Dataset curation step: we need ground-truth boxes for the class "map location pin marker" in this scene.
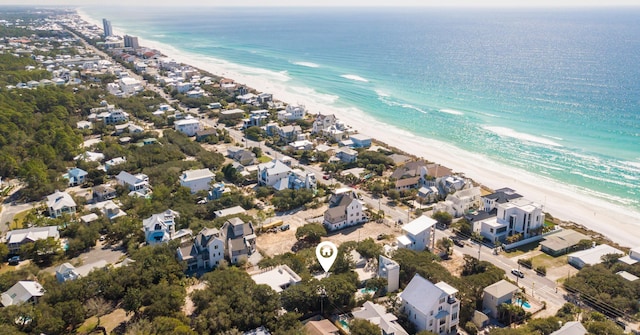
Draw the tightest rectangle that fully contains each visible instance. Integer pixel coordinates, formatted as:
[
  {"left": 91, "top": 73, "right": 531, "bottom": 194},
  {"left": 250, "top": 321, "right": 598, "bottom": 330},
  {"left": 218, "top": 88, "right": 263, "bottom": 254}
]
[{"left": 316, "top": 241, "right": 338, "bottom": 273}]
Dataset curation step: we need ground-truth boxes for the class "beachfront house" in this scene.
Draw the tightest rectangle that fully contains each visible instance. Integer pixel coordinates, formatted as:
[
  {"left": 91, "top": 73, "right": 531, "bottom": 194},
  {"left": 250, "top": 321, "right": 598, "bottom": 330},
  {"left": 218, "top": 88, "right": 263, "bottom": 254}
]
[
  {"left": 348, "top": 133, "right": 372, "bottom": 148},
  {"left": 472, "top": 197, "right": 545, "bottom": 244},
  {"left": 568, "top": 244, "right": 624, "bottom": 269},
  {"left": 46, "top": 190, "right": 77, "bottom": 218},
  {"left": 323, "top": 188, "right": 366, "bottom": 232},
  {"left": 482, "top": 280, "right": 520, "bottom": 318},
  {"left": 278, "top": 104, "right": 306, "bottom": 121},
  {"left": 433, "top": 187, "right": 481, "bottom": 218},
  {"left": 400, "top": 274, "right": 460, "bottom": 334},
  {"left": 396, "top": 216, "right": 436, "bottom": 251},
  {"left": 179, "top": 168, "right": 215, "bottom": 194}
]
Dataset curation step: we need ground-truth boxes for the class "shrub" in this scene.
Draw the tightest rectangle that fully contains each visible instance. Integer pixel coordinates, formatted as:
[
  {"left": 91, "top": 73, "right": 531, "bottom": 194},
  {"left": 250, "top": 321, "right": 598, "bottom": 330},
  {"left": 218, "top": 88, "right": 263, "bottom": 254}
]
[{"left": 518, "top": 258, "right": 533, "bottom": 269}]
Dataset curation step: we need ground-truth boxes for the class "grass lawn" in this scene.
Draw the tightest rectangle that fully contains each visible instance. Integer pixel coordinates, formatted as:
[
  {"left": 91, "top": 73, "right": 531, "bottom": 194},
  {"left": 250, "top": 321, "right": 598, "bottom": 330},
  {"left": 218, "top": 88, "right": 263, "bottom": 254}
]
[
  {"left": 531, "top": 253, "right": 568, "bottom": 269},
  {"left": 258, "top": 156, "right": 272, "bottom": 163},
  {"left": 0, "top": 264, "right": 18, "bottom": 275},
  {"left": 9, "top": 209, "right": 30, "bottom": 230},
  {"left": 78, "top": 308, "right": 131, "bottom": 335},
  {"left": 504, "top": 241, "right": 540, "bottom": 258}
]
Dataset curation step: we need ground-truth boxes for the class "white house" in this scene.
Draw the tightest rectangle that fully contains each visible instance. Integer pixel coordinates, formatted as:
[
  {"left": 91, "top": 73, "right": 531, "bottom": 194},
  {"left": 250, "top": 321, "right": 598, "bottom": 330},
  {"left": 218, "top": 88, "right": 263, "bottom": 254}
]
[
  {"left": 433, "top": 187, "right": 481, "bottom": 218},
  {"left": 5, "top": 226, "right": 59, "bottom": 254},
  {"left": 619, "top": 246, "right": 640, "bottom": 265},
  {"left": 1, "top": 281, "right": 45, "bottom": 307},
  {"left": 472, "top": 197, "right": 545, "bottom": 244},
  {"left": 55, "top": 260, "right": 108, "bottom": 282},
  {"left": 396, "top": 216, "right": 436, "bottom": 251},
  {"left": 104, "top": 156, "right": 126, "bottom": 171},
  {"left": 177, "top": 227, "right": 225, "bottom": 271},
  {"left": 88, "top": 200, "right": 127, "bottom": 221},
  {"left": 278, "top": 104, "right": 306, "bottom": 121},
  {"left": 257, "top": 159, "right": 292, "bottom": 189},
  {"left": 179, "top": 168, "right": 214, "bottom": 194},
  {"left": 119, "top": 77, "right": 142, "bottom": 94},
  {"left": 46, "top": 190, "right": 77, "bottom": 218},
  {"left": 174, "top": 117, "right": 201, "bottom": 137},
  {"left": 115, "top": 171, "right": 150, "bottom": 196},
  {"left": 323, "top": 188, "right": 366, "bottom": 232},
  {"left": 353, "top": 301, "right": 409, "bottom": 335},
  {"left": 378, "top": 255, "right": 400, "bottom": 293},
  {"left": 568, "top": 244, "right": 624, "bottom": 269},
  {"left": 400, "top": 274, "right": 460, "bottom": 334},
  {"left": 143, "top": 209, "right": 188, "bottom": 245},
  {"left": 251, "top": 265, "right": 302, "bottom": 293}
]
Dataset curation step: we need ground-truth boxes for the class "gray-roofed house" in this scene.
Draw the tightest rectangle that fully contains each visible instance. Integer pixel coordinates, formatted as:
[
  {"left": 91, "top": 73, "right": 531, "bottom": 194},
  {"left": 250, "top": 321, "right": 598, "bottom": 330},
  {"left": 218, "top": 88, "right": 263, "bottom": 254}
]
[
  {"left": 55, "top": 260, "right": 108, "bottom": 282},
  {"left": 64, "top": 167, "right": 88, "bottom": 186},
  {"left": 323, "top": 188, "right": 366, "bottom": 232},
  {"left": 257, "top": 159, "right": 292, "bottom": 189},
  {"left": 251, "top": 265, "right": 302, "bottom": 293},
  {"left": 400, "top": 274, "right": 460, "bottom": 334},
  {"left": 221, "top": 217, "right": 256, "bottom": 264},
  {"left": 482, "top": 280, "right": 520, "bottom": 318},
  {"left": 335, "top": 147, "right": 358, "bottom": 163},
  {"left": 177, "top": 227, "right": 225, "bottom": 271},
  {"left": 353, "top": 301, "right": 408, "bottom": 335},
  {"left": 46, "top": 190, "right": 77, "bottom": 218},
  {"left": 1, "top": 281, "right": 45, "bottom": 307},
  {"left": 92, "top": 184, "right": 117, "bottom": 202},
  {"left": 115, "top": 171, "right": 150, "bottom": 196},
  {"left": 540, "top": 229, "right": 590, "bottom": 256}
]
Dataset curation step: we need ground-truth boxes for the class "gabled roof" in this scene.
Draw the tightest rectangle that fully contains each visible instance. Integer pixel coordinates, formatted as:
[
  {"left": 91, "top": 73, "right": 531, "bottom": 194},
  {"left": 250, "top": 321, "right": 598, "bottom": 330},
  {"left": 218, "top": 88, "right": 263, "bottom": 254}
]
[
  {"left": 1, "top": 281, "right": 45, "bottom": 307},
  {"left": 6, "top": 226, "right": 59, "bottom": 244},
  {"left": 67, "top": 167, "right": 88, "bottom": 178},
  {"left": 550, "top": 321, "right": 587, "bottom": 335},
  {"left": 143, "top": 209, "right": 179, "bottom": 230},
  {"left": 352, "top": 301, "right": 408, "bottom": 335},
  {"left": 400, "top": 274, "right": 456, "bottom": 316},
  {"left": 395, "top": 176, "right": 421, "bottom": 188},
  {"left": 258, "top": 159, "right": 292, "bottom": 175},
  {"left": 304, "top": 320, "right": 339, "bottom": 335},
  {"left": 391, "top": 161, "right": 427, "bottom": 179},
  {"left": 46, "top": 190, "right": 76, "bottom": 211},
  {"left": 116, "top": 171, "right": 147, "bottom": 185}
]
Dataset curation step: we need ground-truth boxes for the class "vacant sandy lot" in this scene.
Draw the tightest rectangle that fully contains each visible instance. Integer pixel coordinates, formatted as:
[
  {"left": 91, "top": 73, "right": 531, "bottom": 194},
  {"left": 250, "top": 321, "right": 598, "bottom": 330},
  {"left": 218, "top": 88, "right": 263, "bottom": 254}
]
[{"left": 257, "top": 206, "right": 406, "bottom": 257}]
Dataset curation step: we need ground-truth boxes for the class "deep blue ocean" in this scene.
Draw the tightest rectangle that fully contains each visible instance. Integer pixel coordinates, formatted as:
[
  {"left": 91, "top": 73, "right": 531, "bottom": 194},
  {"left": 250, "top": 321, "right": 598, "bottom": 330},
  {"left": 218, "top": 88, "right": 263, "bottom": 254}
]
[{"left": 83, "top": 7, "right": 640, "bottom": 210}]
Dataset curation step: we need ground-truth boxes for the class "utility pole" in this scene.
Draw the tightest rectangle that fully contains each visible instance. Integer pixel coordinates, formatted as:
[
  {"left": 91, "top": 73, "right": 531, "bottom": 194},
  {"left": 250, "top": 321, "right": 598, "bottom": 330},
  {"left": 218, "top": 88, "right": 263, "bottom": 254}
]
[{"left": 478, "top": 243, "right": 481, "bottom": 262}]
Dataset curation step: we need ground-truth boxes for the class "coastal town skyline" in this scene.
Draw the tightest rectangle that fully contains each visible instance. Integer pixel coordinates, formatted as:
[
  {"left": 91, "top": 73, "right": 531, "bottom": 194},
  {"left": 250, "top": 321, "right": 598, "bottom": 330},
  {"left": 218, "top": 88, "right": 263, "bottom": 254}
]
[{"left": 4, "top": 0, "right": 640, "bottom": 7}]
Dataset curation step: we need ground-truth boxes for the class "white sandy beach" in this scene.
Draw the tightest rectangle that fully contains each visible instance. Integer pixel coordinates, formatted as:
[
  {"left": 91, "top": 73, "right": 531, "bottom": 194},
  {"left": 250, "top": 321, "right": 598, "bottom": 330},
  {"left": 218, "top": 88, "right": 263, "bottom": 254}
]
[{"left": 79, "top": 11, "right": 640, "bottom": 248}]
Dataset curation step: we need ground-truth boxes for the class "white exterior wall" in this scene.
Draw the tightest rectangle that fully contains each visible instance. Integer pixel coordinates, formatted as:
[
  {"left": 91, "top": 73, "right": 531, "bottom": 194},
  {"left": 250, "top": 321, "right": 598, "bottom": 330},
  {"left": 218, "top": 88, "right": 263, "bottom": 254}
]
[
  {"left": 180, "top": 176, "right": 213, "bottom": 194},
  {"left": 345, "top": 199, "right": 364, "bottom": 225},
  {"left": 496, "top": 201, "right": 544, "bottom": 239},
  {"left": 402, "top": 299, "right": 459, "bottom": 334},
  {"left": 206, "top": 238, "right": 225, "bottom": 269},
  {"left": 175, "top": 120, "right": 201, "bottom": 137}
]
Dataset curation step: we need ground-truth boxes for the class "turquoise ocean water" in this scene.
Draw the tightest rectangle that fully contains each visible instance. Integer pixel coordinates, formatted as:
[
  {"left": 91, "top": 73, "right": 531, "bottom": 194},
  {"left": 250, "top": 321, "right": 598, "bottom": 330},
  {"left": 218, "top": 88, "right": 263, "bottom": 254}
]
[{"left": 82, "top": 7, "right": 640, "bottom": 210}]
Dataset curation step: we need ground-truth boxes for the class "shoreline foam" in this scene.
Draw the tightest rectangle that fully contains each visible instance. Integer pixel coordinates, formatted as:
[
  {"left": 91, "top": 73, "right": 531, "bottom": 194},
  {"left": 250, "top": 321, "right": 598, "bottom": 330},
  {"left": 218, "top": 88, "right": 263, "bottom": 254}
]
[{"left": 77, "top": 9, "right": 640, "bottom": 248}]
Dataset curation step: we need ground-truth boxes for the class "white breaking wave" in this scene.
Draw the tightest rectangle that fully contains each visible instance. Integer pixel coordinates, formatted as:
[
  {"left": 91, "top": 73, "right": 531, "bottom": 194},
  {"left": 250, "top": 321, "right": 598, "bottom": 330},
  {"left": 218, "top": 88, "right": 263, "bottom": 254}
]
[
  {"left": 439, "top": 108, "right": 464, "bottom": 116},
  {"left": 375, "top": 89, "right": 390, "bottom": 97},
  {"left": 340, "top": 74, "right": 369, "bottom": 82},
  {"left": 293, "top": 61, "right": 320, "bottom": 68},
  {"left": 483, "top": 126, "right": 563, "bottom": 147}
]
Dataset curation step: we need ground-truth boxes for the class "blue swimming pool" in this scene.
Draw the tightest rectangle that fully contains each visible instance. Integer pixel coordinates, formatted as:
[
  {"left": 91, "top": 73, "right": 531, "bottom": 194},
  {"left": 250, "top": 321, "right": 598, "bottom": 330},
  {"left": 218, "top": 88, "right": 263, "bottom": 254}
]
[{"left": 515, "top": 299, "right": 531, "bottom": 308}]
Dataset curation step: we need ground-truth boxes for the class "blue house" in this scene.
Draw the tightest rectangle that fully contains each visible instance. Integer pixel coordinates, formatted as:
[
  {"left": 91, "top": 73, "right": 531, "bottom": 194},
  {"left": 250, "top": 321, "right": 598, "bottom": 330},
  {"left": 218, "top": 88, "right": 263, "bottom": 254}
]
[
  {"left": 349, "top": 134, "right": 372, "bottom": 148},
  {"left": 64, "top": 168, "right": 88, "bottom": 186},
  {"left": 208, "top": 182, "right": 226, "bottom": 200}
]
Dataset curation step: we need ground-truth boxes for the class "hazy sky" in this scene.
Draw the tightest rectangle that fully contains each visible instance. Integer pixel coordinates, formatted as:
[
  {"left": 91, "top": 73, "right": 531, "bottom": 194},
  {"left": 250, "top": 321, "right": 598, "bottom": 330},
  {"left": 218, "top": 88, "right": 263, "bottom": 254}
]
[{"left": 3, "top": 0, "right": 640, "bottom": 7}]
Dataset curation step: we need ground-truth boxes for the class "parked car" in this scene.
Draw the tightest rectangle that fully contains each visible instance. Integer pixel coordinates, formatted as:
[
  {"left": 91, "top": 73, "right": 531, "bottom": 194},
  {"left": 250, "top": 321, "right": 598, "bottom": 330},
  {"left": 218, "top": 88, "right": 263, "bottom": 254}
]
[
  {"left": 452, "top": 238, "right": 464, "bottom": 247},
  {"left": 280, "top": 224, "right": 290, "bottom": 231},
  {"left": 511, "top": 269, "right": 525, "bottom": 278},
  {"left": 8, "top": 256, "right": 20, "bottom": 265},
  {"left": 322, "top": 175, "right": 330, "bottom": 180}
]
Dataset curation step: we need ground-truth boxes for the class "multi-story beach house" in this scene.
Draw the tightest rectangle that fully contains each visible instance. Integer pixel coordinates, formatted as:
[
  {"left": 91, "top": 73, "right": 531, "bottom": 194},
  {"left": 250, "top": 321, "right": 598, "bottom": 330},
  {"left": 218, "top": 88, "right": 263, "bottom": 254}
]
[
  {"left": 400, "top": 274, "right": 460, "bottom": 334},
  {"left": 278, "top": 104, "right": 306, "bottom": 121},
  {"left": 174, "top": 117, "right": 201, "bottom": 137},
  {"left": 176, "top": 227, "right": 225, "bottom": 271},
  {"left": 323, "top": 188, "right": 366, "bottom": 231},
  {"left": 46, "top": 190, "right": 77, "bottom": 218},
  {"left": 179, "top": 168, "right": 214, "bottom": 194},
  {"left": 396, "top": 216, "right": 437, "bottom": 252},
  {"left": 143, "top": 209, "right": 191, "bottom": 245},
  {"left": 221, "top": 217, "right": 256, "bottom": 264},
  {"left": 115, "top": 171, "right": 151, "bottom": 196},
  {"left": 472, "top": 197, "right": 545, "bottom": 244}
]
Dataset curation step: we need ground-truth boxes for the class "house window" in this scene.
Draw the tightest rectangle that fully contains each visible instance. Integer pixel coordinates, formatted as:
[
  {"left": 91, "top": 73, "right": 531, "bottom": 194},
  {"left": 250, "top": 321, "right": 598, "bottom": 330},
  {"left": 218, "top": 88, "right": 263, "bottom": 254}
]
[
  {"left": 439, "top": 298, "right": 445, "bottom": 304},
  {"left": 430, "top": 310, "right": 434, "bottom": 316},
  {"left": 452, "top": 312, "right": 458, "bottom": 320},
  {"left": 214, "top": 245, "right": 218, "bottom": 249},
  {"left": 429, "top": 320, "right": 433, "bottom": 327}
]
